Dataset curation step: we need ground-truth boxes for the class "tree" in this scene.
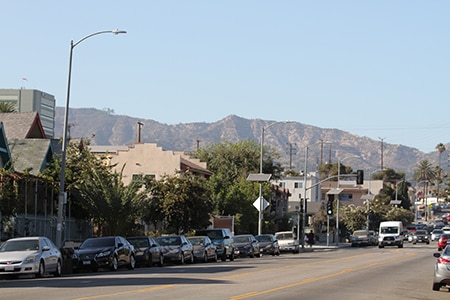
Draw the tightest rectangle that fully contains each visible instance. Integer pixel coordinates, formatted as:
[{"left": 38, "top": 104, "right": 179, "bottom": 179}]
[
  {"left": 436, "top": 143, "right": 446, "bottom": 197},
  {"left": 194, "top": 140, "right": 281, "bottom": 234},
  {"left": 0, "top": 102, "right": 16, "bottom": 113},
  {"left": 144, "top": 173, "right": 213, "bottom": 234}
]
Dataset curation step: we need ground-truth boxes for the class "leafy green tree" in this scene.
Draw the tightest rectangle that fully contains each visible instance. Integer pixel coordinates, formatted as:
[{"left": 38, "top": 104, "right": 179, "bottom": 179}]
[
  {"left": 341, "top": 204, "right": 367, "bottom": 232},
  {"left": 144, "top": 173, "right": 213, "bottom": 234},
  {"left": 194, "top": 140, "right": 282, "bottom": 234}
]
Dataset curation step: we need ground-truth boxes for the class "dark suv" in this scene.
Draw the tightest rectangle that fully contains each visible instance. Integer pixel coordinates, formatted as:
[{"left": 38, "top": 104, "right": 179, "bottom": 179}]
[{"left": 196, "top": 228, "right": 235, "bottom": 261}]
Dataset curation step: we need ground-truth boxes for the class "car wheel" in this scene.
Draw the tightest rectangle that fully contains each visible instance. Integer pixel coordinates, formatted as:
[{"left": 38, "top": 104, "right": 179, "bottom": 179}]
[
  {"left": 37, "top": 260, "right": 45, "bottom": 278},
  {"left": 433, "top": 282, "right": 441, "bottom": 291},
  {"left": 398, "top": 244, "right": 403, "bottom": 248},
  {"left": 221, "top": 252, "right": 227, "bottom": 262},
  {"left": 128, "top": 255, "right": 136, "bottom": 270},
  {"left": 111, "top": 256, "right": 119, "bottom": 271},
  {"left": 158, "top": 253, "right": 164, "bottom": 267},
  {"left": 53, "top": 259, "right": 62, "bottom": 277},
  {"left": 229, "top": 250, "right": 235, "bottom": 261}
]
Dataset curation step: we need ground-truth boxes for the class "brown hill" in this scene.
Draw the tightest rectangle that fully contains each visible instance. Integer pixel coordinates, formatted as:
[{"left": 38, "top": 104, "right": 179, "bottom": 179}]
[{"left": 54, "top": 107, "right": 448, "bottom": 178}]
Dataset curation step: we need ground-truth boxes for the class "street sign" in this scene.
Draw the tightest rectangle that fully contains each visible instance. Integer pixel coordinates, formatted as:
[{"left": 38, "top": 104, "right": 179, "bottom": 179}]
[{"left": 253, "top": 197, "right": 269, "bottom": 211}]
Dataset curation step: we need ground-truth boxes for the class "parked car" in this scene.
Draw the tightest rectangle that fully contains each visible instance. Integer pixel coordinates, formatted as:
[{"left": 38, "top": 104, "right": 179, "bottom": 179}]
[
  {"left": 350, "top": 230, "right": 370, "bottom": 247},
  {"left": 187, "top": 236, "right": 217, "bottom": 263},
  {"left": 368, "top": 231, "right": 378, "bottom": 246},
  {"left": 255, "top": 234, "right": 280, "bottom": 256},
  {"left": 72, "top": 236, "right": 136, "bottom": 272},
  {"left": 433, "top": 245, "right": 450, "bottom": 291},
  {"left": 0, "top": 236, "right": 62, "bottom": 277},
  {"left": 274, "top": 231, "right": 299, "bottom": 254},
  {"left": 442, "top": 227, "right": 450, "bottom": 234},
  {"left": 127, "top": 236, "right": 164, "bottom": 267},
  {"left": 195, "top": 228, "right": 235, "bottom": 261},
  {"left": 410, "top": 230, "right": 430, "bottom": 244},
  {"left": 437, "top": 234, "right": 450, "bottom": 251},
  {"left": 233, "top": 234, "right": 260, "bottom": 258},
  {"left": 431, "top": 229, "right": 444, "bottom": 241},
  {"left": 156, "top": 235, "right": 194, "bottom": 264}
]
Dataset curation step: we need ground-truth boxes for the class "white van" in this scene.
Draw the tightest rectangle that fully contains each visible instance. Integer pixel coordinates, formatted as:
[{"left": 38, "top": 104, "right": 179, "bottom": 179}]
[{"left": 378, "top": 221, "right": 403, "bottom": 248}]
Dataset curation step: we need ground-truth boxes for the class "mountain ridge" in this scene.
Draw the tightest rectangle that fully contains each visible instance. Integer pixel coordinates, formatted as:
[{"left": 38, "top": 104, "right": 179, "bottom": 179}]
[{"left": 54, "top": 107, "right": 449, "bottom": 178}]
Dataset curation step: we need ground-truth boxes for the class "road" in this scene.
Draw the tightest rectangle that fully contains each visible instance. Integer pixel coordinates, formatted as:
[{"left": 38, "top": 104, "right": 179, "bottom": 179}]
[{"left": 0, "top": 243, "right": 448, "bottom": 300}]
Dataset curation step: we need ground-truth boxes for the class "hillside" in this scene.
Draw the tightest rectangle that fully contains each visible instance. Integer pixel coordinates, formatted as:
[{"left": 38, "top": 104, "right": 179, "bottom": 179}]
[{"left": 54, "top": 107, "right": 449, "bottom": 178}]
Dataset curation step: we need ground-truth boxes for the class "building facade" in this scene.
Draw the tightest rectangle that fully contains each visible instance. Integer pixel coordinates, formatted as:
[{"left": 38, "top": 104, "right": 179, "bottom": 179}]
[{"left": 0, "top": 89, "right": 55, "bottom": 138}]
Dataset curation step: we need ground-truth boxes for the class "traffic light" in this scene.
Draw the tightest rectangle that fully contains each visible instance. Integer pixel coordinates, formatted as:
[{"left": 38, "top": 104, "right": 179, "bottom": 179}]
[
  {"left": 327, "top": 194, "right": 334, "bottom": 215},
  {"left": 356, "top": 170, "right": 364, "bottom": 185}
]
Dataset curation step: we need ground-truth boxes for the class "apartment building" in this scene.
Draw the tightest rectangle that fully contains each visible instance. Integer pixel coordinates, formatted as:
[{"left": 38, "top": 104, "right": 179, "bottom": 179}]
[{"left": 0, "top": 89, "right": 55, "bottom": 138}]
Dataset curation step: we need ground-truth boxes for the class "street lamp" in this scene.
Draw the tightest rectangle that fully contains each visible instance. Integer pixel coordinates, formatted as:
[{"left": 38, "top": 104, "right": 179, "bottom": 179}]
[
  {"left": 300, "top": 141, "right": 331, "bottom": 249},
  {"left": 56, "top": 29, "right": 127, "bottom": 248},
  {"left": 258, "top": 121, "right": 291, "bottom": 235},
  {"left": 336, "top": 155, "right": 360, "bottom": 246}
]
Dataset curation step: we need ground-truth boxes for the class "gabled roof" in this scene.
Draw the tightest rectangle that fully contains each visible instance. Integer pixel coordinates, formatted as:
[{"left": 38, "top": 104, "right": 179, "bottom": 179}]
[
  {"left": 0, "top": 122, "right": 12, "bottom": 169},
  {"left": 8, "top": 138, "right": 53, "bottom": 175},
  {"left": 0, "top": 112, "right": 46, "bottom": 139}
]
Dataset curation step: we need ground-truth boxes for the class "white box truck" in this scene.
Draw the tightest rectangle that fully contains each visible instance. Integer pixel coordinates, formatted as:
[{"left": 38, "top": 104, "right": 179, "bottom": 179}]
[{"left": 378, "top": 221, "right": 403, "bottom": 248}]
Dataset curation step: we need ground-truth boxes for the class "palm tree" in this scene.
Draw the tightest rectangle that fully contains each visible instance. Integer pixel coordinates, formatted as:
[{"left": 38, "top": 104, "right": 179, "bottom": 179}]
[
  {"left": 435, "top": 143, "right": 446, "bottom": 197},
  {"left": 414, "top": 160, "right": 435, "bottom": 221},
  {"left": 0, "top": 102, "right": 16, "bottom": 113}
]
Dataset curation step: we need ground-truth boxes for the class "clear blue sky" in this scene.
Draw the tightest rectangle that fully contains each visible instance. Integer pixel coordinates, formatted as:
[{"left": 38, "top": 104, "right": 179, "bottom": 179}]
[{"left": 2, "top": 1, "right": 449, "bottom": 153}]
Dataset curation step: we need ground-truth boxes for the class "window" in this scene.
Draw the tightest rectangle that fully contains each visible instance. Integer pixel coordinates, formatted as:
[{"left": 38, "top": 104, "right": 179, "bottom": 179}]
[{"left": 294, "top": 182, "right": 303, "bottom": 189}]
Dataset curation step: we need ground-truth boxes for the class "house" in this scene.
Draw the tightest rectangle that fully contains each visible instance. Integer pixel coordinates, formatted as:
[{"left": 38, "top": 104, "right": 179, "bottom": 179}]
[
  {"left": 89, "top": 143, "right": 212, "bottom": 185},
  {"left": 0, "top": 112, "right": 53, "bottom": 176}
]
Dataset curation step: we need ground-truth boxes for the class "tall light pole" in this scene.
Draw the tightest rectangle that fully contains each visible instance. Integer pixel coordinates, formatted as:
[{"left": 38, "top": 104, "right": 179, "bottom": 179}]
[
  {"left": 258, "top": 121, "right": 291, "bottom": 235},
  {"left": 300, "top": 141, "right": 331, "bottom": 249},
  {"left": 56, "top": 29, "right": 126, "bottom": 248},
  {"left": 336, "top": 155, "right": 360, "bottom": 246}
]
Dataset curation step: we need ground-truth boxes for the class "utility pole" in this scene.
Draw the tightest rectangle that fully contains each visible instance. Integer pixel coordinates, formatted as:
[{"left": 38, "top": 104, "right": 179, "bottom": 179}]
[
  {"left": 285, "top": 142, "right": 297, "bottom": 169},
  {"left": 379, "top": 137, "right": 386, "bottom": 170}
]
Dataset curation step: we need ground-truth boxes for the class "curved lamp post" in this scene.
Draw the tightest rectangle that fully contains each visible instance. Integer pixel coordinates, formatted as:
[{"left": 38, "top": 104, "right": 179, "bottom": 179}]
[{"left": 56, "top": 29, "right": 127, "bottom": 248}]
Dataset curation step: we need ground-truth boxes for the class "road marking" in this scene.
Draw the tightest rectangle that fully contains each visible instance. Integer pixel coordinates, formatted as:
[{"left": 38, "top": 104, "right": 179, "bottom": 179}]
[
  {"left": 229, "top": 252, "right": 416, "bottom": 299},
  {"left": 73, "top": 285, "right": 175, "bottom": 300}
]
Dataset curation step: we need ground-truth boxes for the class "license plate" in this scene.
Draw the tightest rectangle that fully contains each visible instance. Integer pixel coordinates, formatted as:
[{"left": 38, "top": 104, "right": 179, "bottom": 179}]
[
  {"left": 5, "top": 265, "right": 14, "bottom": 271},
  {"left": 83, "top": 260, "right": 91, "bottom": 265}
]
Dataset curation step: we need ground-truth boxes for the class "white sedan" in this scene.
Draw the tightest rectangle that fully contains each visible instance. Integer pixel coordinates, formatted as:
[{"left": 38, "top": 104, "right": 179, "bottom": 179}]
[{"left": 0, "top": 236, "right": 62, "bottom": 277}]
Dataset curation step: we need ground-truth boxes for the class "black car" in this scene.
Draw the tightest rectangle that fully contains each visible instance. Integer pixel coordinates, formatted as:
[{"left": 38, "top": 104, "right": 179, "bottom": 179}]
[
  {"left": 234, "top": 234, "right": 260, "bottom": 258},
  {"left": 156, "top": 235, "right": 194, "bottom": 264},
  {"left": 127, "top": 236, "right": 164, "bottom": 267},
  {"left": 72, "top": 236, "right": 136, "bottom": 272},
  {"left": 411, "top": 230, "right": 430, "bottom": 244},
  {"left": 255, "top": 234, "right": 280, "bottom": 256}
]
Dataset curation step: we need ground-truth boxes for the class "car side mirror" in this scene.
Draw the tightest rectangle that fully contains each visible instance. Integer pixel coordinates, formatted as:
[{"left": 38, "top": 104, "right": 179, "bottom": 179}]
[
  {"left": 42, "top": 246, "right": 51, "bottom": 251},
  {"left": 433, "top": 253, "right": 441, "bottom": 258}
]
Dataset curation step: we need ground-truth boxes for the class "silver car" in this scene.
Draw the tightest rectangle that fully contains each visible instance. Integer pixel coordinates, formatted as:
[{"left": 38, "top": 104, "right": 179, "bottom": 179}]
[
  {"left": 0, "top": 236, "right": 62, "bottom": 277},
  {"left": 433, "top": 245, "right": 450, "bottom": 291}
]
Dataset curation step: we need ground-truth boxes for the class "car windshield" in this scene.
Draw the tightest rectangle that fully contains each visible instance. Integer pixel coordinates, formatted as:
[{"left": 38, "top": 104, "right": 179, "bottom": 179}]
[
  {"left": 80, "top": 237, "right": 115, "bottom": 249},
  {"left": 433, "top": 230, "right": 443, "bottom": 234},
  {"left": 353, "top": 231, "right": 368, "bottom": 236},
  {"left": 234, "top": 236, "right": 251, "bottom": 243},
  {"left": 275, "top": 233, "right": 294, "bottom": 240},
  {"left": 380, "top": 226, "right": 399, "bottom": 234},
  {"left": 197, "top": 230, "right": 223, "bottom": 240},
  {"left": 0, "top": 240, "right": 39, "bottom": 252},
  {"left": 415, "top": 230, "right": 427, "bottom": 235},
  {"left": 157, "top": 236, "right": 181, "bottom": 246},
  {"left": 188, "top": 238, "right": 203, "bottom": 246},
  {"left": 128, "top": 238, "right": 149, "bottom": 248},
  {"left": 256, "top": 235, "right": 272, "bottom": 242}
]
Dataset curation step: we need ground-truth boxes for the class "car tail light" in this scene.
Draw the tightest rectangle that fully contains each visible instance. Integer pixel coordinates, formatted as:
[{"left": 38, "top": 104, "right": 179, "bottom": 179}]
[{"left": 438, "top": 257, "right": 450, "bottom": 264}]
